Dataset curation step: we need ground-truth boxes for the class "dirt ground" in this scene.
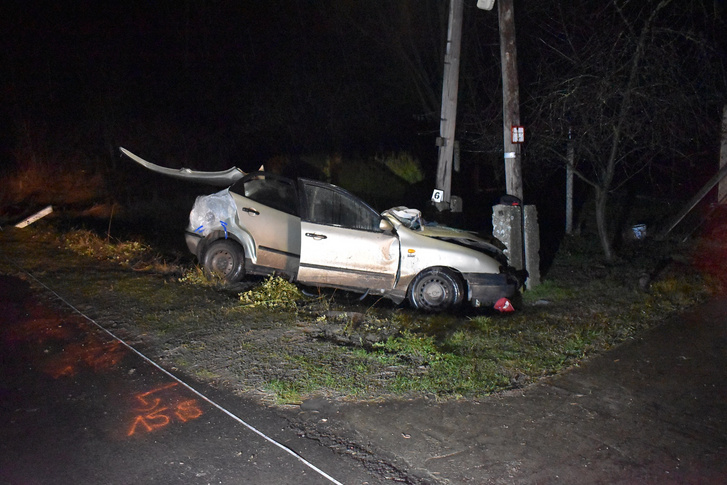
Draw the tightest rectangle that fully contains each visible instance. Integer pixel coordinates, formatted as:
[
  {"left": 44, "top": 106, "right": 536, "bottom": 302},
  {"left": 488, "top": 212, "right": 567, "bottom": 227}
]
[{"left": 2, "top": 221, "right": 726, "bottom": 483}]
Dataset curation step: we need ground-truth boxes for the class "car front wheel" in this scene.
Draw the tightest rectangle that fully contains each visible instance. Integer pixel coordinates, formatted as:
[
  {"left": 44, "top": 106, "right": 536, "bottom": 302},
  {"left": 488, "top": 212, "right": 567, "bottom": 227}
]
[
  {"left": 408, "top": 268, "right": 463, "bottom": 312},
  {"left": 203, "top": 240, "right": 245, "bottom": 283}
]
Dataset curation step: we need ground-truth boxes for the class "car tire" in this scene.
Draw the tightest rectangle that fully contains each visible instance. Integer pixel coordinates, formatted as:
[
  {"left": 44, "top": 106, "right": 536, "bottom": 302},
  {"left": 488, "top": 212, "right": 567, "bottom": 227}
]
[
  {"left": 408, "top": 268, "right": 464, "bottom": 312},
  {"left": 203, "top": 240, "right": 245, "bottom": 283}
]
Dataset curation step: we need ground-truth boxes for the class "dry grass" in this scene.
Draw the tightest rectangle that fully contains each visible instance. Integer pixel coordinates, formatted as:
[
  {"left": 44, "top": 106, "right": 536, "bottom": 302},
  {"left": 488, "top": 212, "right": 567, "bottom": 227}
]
[
  {"left": 1, "top": 162, "right": 105, "bottom": 208},
  {"left": 62, "top": 228, "right": 182, "bottom": 275}
]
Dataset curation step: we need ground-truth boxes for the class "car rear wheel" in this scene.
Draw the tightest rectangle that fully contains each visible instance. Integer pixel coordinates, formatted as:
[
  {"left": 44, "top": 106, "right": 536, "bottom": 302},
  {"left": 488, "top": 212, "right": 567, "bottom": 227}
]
[
  {"left": 203, "top": 240, "right": 245, "bottom": 283},
  {"left": 408, "top": 268, "right": 463, "bottom": 312}
]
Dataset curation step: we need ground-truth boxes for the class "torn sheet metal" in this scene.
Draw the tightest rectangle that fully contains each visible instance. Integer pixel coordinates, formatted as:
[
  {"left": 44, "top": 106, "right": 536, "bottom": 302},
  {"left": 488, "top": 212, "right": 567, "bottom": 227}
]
[{"left": 120, "top": 147, "right": 245, "bottom": 187}]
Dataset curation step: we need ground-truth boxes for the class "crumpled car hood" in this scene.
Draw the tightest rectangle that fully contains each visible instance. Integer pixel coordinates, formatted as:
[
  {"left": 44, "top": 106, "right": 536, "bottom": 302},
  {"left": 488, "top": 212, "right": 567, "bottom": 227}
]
[
  {"left": 419, "top": 224, "right": 506, "bottom": 257},
  {"left": 383, "top": 207, "right": 508, "bottom": 264}
]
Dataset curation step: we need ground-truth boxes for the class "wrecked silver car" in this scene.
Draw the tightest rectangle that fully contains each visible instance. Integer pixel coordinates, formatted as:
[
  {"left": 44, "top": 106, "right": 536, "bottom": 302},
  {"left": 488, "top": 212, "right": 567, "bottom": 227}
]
[{"left": 121, "top": 147, "right": 522, "bottom": 311}]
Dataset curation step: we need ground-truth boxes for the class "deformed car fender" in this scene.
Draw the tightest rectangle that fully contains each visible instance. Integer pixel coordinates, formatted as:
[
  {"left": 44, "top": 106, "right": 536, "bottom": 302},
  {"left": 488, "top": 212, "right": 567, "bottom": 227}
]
[
  {"left": 192, "top": 226, "right": 258, "bottom": 267},
  {"left": 383, "top": 213, "right": 512, "bottom": 306},
  {"left": 186, "top": 189, "right": 258, "bottom": 264},
  {"left": 395, "top": 226, "right": 501, "bottom": 279}
]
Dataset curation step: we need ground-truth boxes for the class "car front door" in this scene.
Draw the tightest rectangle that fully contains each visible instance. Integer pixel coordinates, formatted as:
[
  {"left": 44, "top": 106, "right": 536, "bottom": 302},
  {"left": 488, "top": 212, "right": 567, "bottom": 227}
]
[{"left": 297, "top": 180, "right": 399, "bottom": 291}]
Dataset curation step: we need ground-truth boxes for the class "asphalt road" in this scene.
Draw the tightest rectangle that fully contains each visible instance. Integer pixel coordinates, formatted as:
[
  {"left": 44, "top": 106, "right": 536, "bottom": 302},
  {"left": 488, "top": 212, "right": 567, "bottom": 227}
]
[{"left": 0, "top": 274, "right": 384, "bottom": 485}]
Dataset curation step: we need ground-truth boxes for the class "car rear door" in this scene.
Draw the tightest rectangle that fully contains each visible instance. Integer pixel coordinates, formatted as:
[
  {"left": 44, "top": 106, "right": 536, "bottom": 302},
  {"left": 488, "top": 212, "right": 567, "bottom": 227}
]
[
  {"left": 297, "top": 180, "right": 399, "bottom": 291},
  {"left": 230, "top": 174, "right": 301, "bottom": 275}
]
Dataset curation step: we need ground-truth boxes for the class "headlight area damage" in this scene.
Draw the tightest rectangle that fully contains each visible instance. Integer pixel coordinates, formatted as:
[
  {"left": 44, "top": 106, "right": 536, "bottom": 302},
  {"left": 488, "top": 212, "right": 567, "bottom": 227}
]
[{"left": 121, "top": 147, "right": 524, "bottom": 312}]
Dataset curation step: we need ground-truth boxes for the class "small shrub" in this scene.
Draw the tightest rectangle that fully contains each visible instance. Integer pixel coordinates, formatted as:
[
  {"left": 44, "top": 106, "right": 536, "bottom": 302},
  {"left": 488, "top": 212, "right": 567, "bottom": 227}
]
[
  {"left": 375, "top": 330, "right": 439, "bottom": 362},
  {"left": 239, "top": 275, "right": 307, "bottom": 309}
]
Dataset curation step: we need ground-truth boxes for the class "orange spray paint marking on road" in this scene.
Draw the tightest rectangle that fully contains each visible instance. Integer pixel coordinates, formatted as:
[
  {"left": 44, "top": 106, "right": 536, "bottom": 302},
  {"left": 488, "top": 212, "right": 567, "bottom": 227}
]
[
  {"left": 47, "top": 365, "right": 76, "bottom": 379},
  {"left": 134, "top": 382, "right": 178, "bottom": 411},
  {"left": 127, "top": 383, "right": 204, "bottom": 437},
  {"left": 41, "top": 335, "right": 127, "bottom": 378},
  {"left": 7, "top": 298, "right": 128, "bottom": 379},
  {"left": 175, "top": 400, "right": 204, "bottom": 422}
]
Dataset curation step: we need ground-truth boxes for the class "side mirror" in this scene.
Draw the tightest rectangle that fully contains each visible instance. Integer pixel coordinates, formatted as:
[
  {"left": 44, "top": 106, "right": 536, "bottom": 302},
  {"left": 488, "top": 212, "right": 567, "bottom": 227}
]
[{"left": 379, "top": 218, "right": 394, "bottom": 232}]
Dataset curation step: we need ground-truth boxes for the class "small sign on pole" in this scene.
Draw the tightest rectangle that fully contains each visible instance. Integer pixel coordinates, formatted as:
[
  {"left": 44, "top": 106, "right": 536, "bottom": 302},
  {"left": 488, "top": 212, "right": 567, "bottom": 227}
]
[{"left": 511, "top": 126, "right": 524, "bottom": 144}]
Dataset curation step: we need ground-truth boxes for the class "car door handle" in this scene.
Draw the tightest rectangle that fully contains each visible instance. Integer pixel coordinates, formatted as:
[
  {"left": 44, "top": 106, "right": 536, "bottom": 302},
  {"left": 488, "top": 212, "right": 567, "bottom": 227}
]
[
  {"left": 242, "top": 207, "right": 260, "bottom": 216},
  {"left": 305, "top": 232, "right": 327, "bottom": 240}
]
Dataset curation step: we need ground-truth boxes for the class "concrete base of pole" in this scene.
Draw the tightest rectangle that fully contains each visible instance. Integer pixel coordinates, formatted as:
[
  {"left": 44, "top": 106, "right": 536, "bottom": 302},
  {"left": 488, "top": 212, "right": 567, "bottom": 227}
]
[
  {"left": 492, "top": 204, "right": 540, "bottom": 289},
  {"left": 492, "top": 204, "right": 523, "bottom": 270}
]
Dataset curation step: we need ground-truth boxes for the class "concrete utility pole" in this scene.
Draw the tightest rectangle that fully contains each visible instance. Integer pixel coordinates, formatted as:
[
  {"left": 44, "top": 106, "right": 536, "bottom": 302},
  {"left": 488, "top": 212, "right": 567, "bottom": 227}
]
[
  {"left": 498, "top": 0, "right": 523, "bottom": 201},
  {"left": 434, "top": 0, "right": 464, "bottom": 210}
]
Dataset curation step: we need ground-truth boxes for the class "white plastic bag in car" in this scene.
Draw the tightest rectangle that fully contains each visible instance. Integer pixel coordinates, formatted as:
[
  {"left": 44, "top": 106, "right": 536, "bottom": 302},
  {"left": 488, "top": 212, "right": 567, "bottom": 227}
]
[{"left": 189, "top": 189, "right": 237, "bottom": 237}]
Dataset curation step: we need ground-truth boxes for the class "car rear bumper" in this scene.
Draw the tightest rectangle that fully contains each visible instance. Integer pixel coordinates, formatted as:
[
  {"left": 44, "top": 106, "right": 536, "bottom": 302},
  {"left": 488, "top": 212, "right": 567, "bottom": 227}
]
[
  {"left": 185, "top": 231, "right": 203, "bottom": 258},
  {"left": 463, "top": 272, "right": 520, "bottom": 307}
]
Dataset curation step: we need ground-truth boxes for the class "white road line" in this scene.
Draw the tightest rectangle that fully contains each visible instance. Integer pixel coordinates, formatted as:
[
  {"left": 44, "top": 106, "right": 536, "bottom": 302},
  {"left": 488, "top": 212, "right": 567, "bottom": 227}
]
[{"left": 6, "top": 258, "right": 344, "bottom": 485}]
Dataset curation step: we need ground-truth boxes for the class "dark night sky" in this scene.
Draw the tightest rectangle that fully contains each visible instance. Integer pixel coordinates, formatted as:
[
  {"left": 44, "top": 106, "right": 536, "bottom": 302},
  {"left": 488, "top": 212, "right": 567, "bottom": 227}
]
[
  {"left": 2, "top": 1, "right": 725, "bottom": 206},
  {"left": 2, "top": 1, "right": 449, "bottom": 173}
]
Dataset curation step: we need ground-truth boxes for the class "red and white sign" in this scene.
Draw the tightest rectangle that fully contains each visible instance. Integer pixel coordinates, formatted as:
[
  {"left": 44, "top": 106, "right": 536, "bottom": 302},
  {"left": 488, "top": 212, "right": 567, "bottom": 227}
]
[{"left": 511, "top": 126, "right": 525, "bottom": 144}]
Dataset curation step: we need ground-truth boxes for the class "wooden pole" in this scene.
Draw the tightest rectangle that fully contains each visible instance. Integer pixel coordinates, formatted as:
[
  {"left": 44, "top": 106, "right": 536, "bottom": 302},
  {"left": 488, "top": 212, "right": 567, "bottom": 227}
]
[
  {"left": 658, "top": 158, "right": 727, "bottom": 238},
  {"left": 498, "top": 0, "right": 523, "bottom": 201},
  {"left": 660, "top": 105, "right": 727, "bottom": 237}
]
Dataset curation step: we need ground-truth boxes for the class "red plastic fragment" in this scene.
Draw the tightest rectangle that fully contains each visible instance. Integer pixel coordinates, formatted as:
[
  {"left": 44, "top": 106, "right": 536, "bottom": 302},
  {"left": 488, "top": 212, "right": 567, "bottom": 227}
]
[{"left": 494, "top": 297, "right": 515, "bottom": 313}]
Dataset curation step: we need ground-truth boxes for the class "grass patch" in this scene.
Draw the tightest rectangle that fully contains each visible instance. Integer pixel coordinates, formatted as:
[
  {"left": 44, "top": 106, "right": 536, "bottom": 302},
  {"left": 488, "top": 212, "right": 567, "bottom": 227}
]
[
  {"left": 520, "top": 280, "right": 577, "bottom": 303},
  {"left": 2, "top": 221, "right": 714, "bottom": 404},
  {"left": 260, "top": 348, "right": 391, "bottom": 404}
]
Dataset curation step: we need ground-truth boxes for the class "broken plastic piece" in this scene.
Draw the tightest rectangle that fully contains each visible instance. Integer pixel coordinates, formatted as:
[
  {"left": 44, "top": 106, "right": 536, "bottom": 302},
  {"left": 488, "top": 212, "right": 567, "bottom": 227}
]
[{"left": 494, "top": 297, "right": 515, "bottom": 313}]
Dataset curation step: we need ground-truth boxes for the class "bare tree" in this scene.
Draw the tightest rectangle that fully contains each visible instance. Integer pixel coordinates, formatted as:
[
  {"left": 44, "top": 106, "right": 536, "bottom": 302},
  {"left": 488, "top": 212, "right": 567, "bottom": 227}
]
[{"left": 524, "top": 0, "right": 725, "bottom": 260}]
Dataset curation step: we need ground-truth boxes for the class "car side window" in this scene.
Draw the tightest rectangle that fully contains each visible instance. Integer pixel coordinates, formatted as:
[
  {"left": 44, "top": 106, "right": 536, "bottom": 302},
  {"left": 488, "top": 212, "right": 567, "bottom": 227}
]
[
  {"left": 302, "top": 182, "right": 381, "bottom": 232},
  {"left": 233, "top": 175, "right": 298, "bottom": 216}
]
